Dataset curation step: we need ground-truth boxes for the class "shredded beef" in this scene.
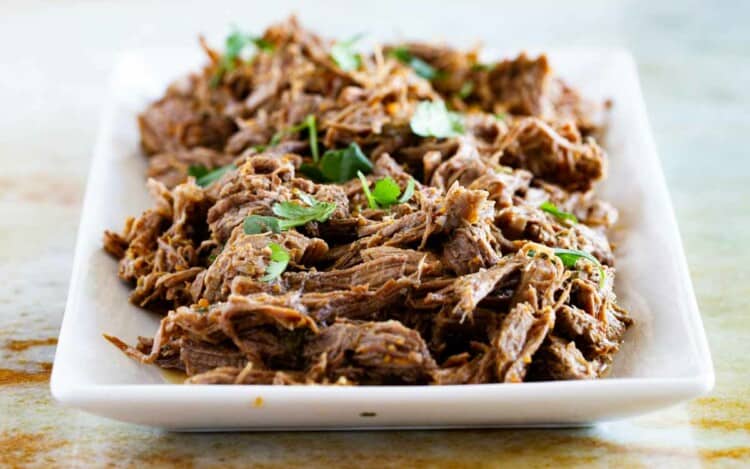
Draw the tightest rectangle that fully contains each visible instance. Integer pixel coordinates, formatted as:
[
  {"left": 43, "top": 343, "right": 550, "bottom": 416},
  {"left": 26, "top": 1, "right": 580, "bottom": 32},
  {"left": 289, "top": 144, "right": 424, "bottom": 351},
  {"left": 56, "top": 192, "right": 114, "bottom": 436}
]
[{"left": 104, "top": 16, "right": 632, "bottom": 385}]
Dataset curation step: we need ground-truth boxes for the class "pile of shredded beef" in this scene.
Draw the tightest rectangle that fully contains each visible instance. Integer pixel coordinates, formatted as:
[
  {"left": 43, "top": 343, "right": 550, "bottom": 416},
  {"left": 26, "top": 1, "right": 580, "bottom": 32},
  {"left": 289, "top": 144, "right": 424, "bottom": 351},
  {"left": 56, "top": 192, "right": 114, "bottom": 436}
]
[{"left": 103, "top": 17, "right": 631, "bottom": 385}]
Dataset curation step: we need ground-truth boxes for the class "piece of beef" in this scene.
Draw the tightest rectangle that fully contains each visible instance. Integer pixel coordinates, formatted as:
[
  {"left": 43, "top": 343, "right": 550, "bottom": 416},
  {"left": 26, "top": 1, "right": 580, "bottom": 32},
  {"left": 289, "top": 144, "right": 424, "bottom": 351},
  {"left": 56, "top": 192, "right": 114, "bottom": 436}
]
[
  {"left": 103, "top": 178, "right": 210, "bottom": 308},
  {"left": 493, "top": 302, "right": 555, "bottom": 383},
  {"left": 442, "top": 223, "right": 502, "bottom": 276},
  {"left": 494, "top": 202, "right": 615, "bottom": 265},
  {"left": 138, "top": 95, "right": 236, "bottom": 155},
  {"left": 498, "top": 117, "right": 605, "bottom": 192},
  {"left": 530, "top": 336, "right": 598, "bottom": 381},
  {"left": 180, "top": 339, "right": 248, "bottom": 375},
  {"left": 484, "top": 53, "right": 552, "bottom": 117},
  {"left": 191, "top": 226, "right": 328, "bottom": 302},
  {"left": 147, "top": 147, "right": 234, "bottom": 189},
  {"left": 304, "top": 320, "right": 437, "bottom": 384}
]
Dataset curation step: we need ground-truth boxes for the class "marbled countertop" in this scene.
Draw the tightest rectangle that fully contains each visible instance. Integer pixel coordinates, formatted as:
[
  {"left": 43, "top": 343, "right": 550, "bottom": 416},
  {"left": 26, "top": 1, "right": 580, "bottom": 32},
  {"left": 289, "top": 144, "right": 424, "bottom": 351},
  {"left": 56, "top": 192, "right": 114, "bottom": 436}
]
[{"left": 1, "top": 0, "right": 748, "bottom": 467}]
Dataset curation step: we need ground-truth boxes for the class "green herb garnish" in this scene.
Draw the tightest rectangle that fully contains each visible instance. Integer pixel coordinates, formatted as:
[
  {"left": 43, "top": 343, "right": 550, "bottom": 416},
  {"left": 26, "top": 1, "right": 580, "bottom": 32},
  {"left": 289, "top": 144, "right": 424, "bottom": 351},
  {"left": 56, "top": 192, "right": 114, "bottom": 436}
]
[
  {"left": 357, "top": 172, "right": 415, "bottom": 209},
  {"left": 330, "top": 34, "right": 363, "bottom": 71},
  {"left": 260, "top": 242, "right": 290, "bottom": 282},
  {"left": 495, "top": 112, "right": 507, "bottom": 121},
  {"left": 187, "top": 165, "right": 210, "bottom": 179},
  {"left": 210, "top": 30, "right": 273, "bottom": 88},
  {"left": 243, "top": 215, "right": 282, "bottom": 234},
  {"left": 389, "top": 47, "right": 440, "bottom": 80},
  {"left": 272, "top": 196, "right": 337, "bottom": 230},
  {"left": 471, "top": 62, "right": 493, "bottom": 72},
  {"left": 553, "top": 248, "right": 605, "bottom": 289},
  {"left": 242, "top": 194, "right": 336, "bottom": 235},
  {"left": 188, "top": 164, "right": 237, "bottom": 187},
  {"left": 268, "top": 114, "right": 319, "bottom": 161},
  {"left": 540, "top": 201, "right": 578, "bottom": 223},
  {"left": 398, "top": 178, "right": 416, "bottom": 204},
  {"left": 458, "top": 81, "right": 474, "bottom": 99},
  {"left": 410, "top": 101, "right": 464, "bottom": 138},
  {"left": 318, "top": 142, "right": 373, "bottom": 183}
]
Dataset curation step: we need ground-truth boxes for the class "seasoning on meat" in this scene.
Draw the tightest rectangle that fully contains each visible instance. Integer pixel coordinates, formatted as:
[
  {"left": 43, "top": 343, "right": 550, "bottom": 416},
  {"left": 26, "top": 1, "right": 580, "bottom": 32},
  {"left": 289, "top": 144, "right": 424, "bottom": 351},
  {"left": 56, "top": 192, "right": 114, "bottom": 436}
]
[{"left": 103, "top": 16, "right": 630, "bottom": 385}]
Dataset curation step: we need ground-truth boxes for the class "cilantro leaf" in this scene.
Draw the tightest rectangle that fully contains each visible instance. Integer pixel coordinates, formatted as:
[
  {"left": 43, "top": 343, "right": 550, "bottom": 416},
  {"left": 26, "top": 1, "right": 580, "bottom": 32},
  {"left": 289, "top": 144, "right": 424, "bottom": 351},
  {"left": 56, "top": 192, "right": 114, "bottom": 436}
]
[
  {"left": 298, "top": 163, "right": 325, "bottom": 181},
  {"left": 471, "top": 62, "right": 493, "bottom": 72},
  {"left": 268, "top": 114, "right": 319, "bottom": 161},
  {"left": 371, "top": 177, "right": 401, "bottom": 206},
  {"left": 390, "top": 47, "right": 440, "bottom": 80},
  {"left": 272, "top": 195, "right": 337, "bottom": 230},
  {"left": 210, "top": 30, "right": 273, "bottom": 88},
  {"left": 410, "top": 101, "right": 464, "bottom": 138},
  {"left": 318, "top": 142, "right": 373, "bottom": 183},
  {"left": 398, "top": 177, "right": 416, "bottom": 204},
  {"left": 552, "top": 248, "right": 605, "bottom": 289},
  {"left": 260, "top": 242, "right": 290, "bottom": 282},
  {"left": 306, "top": 114, "right": 319, "bottom": 162},
  {"left": 187, "top": 165, "right": 210, "bottom": 179},
  {"left": 540, "top": 201, "right": 578, "bottom": 223},
  {"left": 243, "top": 215, "right": 282, "bottom": 234},
  {"left": 242, "top": 194, "right": 336, "bottom": 235},
  {"left": 357, "top": 171, "right": 377, "bottom": 209},
  {"left": 252, "top": 37, "right": 274, "bottom": 52},
  {"left": 330, "top": 34, "right": 363, "bottom": 71},
  {"left": 358, "top": 172, "right": 416, "bottom": 209},
  {"left": 190, "top": 163, "right": 236, "bottom": 187},
  {"left": 458, "top": 81, "right": 474, "bottom": 99}
]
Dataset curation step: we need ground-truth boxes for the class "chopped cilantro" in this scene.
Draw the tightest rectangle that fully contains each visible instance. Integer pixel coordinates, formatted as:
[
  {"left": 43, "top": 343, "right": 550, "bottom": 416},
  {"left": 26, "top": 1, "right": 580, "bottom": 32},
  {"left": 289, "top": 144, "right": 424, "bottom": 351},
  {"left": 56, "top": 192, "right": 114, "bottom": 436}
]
[
  {"left": 357, "top": 172, "right": 416, "bottom": 209},
  {"left": 410, "top": 101, "right": 464, "bottom": 138},
  {"left": 540, "top": 201, "right": 578, "bottom": 223},
  {"left": 260, "top": 243, "right": 290, "bottom": 282},
  {"left": 330, "top": 34, "right": 363, "bottom": 71},
  {"left": 189, "top": 164, "right": 237, "bottom": 187},
  {"left": 389, "top": 47, "right": 441, "bottom": 80}
]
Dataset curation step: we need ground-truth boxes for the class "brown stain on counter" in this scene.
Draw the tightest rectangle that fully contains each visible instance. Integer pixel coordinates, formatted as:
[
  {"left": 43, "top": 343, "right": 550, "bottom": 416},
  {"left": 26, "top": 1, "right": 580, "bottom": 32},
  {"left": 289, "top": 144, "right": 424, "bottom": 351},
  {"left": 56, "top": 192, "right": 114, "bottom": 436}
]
[
  {"left": 0, "top": 431, "right": 70, "bottom": 469},
  {"left": 1, "top": 423, "right": 748, "bottom": 467},
  {"left": 0, "top": 362, "right": 52, "bottom": 386},
  {"left": 690, "top": 396, "right": 750, "bottom": 433},
  {"left": 4, "top": 337, "right": 57, "bottom": 352}
]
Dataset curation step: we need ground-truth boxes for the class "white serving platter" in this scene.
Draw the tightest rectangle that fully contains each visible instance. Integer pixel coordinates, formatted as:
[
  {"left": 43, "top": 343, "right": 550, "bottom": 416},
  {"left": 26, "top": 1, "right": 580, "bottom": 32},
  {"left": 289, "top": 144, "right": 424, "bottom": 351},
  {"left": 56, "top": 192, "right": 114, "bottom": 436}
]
[{"left": 51, "top": 47, "right": 714, "bottom": 430}]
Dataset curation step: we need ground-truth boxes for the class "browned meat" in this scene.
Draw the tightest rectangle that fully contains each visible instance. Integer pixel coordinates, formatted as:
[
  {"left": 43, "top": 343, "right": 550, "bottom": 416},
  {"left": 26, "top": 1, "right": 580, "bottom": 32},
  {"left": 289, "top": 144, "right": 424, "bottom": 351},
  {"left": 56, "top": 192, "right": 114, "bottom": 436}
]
[
  {"left": 485, "top": 53, "right": 552, "bottom": 116},
  {"left": 493, "top": 303, "right": 555, "bottom": 383},
  {"left": 494, "top": 203, "right": 614, "bottom": 265},
  {"left": 139, "top": 95, "right": 236, "bottom": 155},
  {"left": 530, "top": 336, "right": 599, "bottom": 381},
  {"left": 498, "top": 117, "right": 605, "bottom": 192},
  {"left": 191, "top": 226, "right": 328, "bottom": 302},
  {"left": 104, "top": 178, "right": 210, "bottom": 308},
  {"left": 305, "top": 320, "right": 437, "bottom": 384},
  {"left": 104, "top": 17, "right": 632, "bottom": 385},
  {"left": 180, "top": 339, "right": 248, "bottom": 375},
  {"left": 147, "top": 147, "right": 234, "bottom": 189}
]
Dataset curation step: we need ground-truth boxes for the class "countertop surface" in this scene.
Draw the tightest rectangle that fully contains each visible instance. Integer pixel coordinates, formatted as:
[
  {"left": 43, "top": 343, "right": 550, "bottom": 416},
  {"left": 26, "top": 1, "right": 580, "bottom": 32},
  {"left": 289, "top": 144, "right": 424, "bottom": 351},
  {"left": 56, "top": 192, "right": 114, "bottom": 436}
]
[{"left": 1, "top": 0, "right": 748, "bottom": 467}]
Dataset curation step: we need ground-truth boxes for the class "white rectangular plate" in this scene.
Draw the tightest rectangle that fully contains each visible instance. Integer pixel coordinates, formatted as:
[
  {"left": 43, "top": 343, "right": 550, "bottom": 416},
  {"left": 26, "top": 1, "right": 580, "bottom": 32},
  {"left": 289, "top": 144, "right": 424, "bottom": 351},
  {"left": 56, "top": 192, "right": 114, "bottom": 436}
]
[{"left": 51, "top": 47, "right": 714, "bottom": 430}]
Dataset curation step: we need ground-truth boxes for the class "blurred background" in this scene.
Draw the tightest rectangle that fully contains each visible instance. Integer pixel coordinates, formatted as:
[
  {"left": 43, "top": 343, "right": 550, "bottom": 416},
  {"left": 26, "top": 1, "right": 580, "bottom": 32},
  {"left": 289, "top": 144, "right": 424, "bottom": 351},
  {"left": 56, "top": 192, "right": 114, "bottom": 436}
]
[{"left": 1, "top": 0, "right": 748, "bottom": 466}]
